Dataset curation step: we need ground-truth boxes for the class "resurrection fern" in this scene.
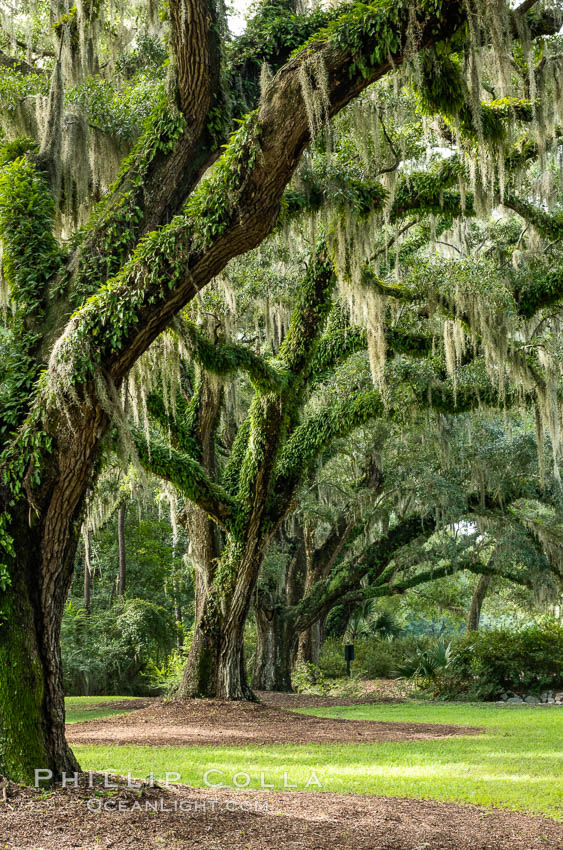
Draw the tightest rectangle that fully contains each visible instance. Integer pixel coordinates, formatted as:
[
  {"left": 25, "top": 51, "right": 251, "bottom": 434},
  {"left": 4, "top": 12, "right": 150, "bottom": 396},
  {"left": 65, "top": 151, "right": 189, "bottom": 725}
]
[
  {"left": 0, "top": 156, "right": 63, "bottom": 315},
  {"left": 0, "top": 155, "right": 64, "bottom": 441}
]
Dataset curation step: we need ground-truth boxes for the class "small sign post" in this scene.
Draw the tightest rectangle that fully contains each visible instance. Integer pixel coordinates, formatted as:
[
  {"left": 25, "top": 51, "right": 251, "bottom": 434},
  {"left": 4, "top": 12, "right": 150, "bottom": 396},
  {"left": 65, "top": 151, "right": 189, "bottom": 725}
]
[{"left": 344, "top": 643, "right": 355, "bottom": 677}]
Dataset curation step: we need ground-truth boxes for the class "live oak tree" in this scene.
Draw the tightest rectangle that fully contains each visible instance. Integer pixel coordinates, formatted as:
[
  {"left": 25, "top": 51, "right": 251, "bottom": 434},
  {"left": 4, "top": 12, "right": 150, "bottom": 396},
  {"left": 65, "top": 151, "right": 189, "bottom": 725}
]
[
  {"left": 133, "top": 193, "right": 562, "bottom": 695},
  {"left": 251, "top": 405, "right": 563, "bottom": 690},
  {"left": 0, "top": 0, "right": 561, "bottom": 783},
  {"left": 134, "top": 208, "right": 562, "bottom": 697},
  {"left": 134, "top": 246, "right": 402, "bottom": 698},
  {"left": 247, "top": 124, "right": 563, "bottom": 682}
]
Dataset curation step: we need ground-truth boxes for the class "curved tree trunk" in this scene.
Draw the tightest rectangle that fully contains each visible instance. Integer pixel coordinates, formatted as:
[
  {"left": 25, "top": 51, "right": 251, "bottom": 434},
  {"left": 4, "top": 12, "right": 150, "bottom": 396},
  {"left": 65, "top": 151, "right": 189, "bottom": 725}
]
[
  {"left": 466, "top": 574, "right": 491, "bottom": 632},
  {"left": 253, "top": 603, "right": 296, "bottom": 692}
]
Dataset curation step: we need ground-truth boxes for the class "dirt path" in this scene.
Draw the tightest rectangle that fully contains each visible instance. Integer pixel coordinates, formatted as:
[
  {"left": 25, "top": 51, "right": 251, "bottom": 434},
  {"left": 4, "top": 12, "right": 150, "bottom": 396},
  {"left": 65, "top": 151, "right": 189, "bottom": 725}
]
[
  {"left": 70, "top": 698, "right": 154, "bottom": 713},
  {"left": 256, "top": 689, "right": 407, "bottom": 708},
  {"left": 1, "top": 780, "right": 561, "bottom": 849},
  {"left": 66, "top": 697, "right": 482, "bottom": 747}
]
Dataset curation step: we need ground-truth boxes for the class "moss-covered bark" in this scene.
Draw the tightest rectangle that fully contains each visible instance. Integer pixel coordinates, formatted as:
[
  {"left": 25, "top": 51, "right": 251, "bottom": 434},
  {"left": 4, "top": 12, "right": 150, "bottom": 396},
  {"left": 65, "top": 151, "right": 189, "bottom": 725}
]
[
  {"left": 179, "top": 590, "right": 254, "bottom": 700},
  {"left": 0, "top": 577, "right": 49, "bottom": 784},
  {"left": 0, "top": 509, "right": 79, "bottom": 784}
]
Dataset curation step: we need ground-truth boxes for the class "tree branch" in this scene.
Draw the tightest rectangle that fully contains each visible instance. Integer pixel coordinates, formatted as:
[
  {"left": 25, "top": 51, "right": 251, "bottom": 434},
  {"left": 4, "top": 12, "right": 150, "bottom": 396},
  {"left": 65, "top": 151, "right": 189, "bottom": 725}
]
[
  {"left": 169, "top": 0, "right": 222, "bottom": 120},
  {"left": 274, "top": 391, "right": 385, "bottom": 498},
  {"left": 47, "top": 0, "right": 469, "bottom": 406},
  {"left": 0, "top": 49, "right": 46, "bottom": 76},
  {"left": 311, "top": 324, "right": 432, "bottom": 378},
  {"left": 133, "top": 428, "right": 236, "bottom": 529},
  {"left": 291, "top": 513, "right": 437, "bottom": 631},
  {"left": 502, "top": 195, "right": 563, "bottom": 242},
  {"left": 174, "top": 317, "right": 288, "bottom": 393},
  {"left": 145, "top": 391, "right": 201, "bottom": 457}
]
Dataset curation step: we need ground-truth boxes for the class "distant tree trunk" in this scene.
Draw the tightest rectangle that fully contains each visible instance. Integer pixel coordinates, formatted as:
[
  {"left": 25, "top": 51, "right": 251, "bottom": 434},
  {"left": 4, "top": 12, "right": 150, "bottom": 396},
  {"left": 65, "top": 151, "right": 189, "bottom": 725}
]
[
  {"left": 83, "top": 527, "right": 91, "bottom": 613},
  {"left": 117, "top": 504, "right": 126, "bottom": 597},
  {"left": 298, "top": 620, "right": 323, "bottom": 666},
  {"left": 252, "top": 525, "right": 308, "bottom": 691},
  {"left": 172, "top": 574, "right": 182, "bottom": 650},
  {"left": 466, "top": 574, "right": 491, "bottom": 631},
  {"left": 253, "top": 602, "right": 297, "bottom": 692},
  {"left": 180, "top": 587, "right": 254, "bottom": 700}
]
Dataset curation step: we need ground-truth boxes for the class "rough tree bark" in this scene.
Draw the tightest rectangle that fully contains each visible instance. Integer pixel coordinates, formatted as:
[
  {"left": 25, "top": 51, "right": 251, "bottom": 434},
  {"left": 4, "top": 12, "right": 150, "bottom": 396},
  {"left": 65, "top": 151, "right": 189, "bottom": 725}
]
[
  {"left": 296, "top": 516, "right": 353, "bottom": 666},
  {"left": 253, "top": 602, "right": 297, "bottom": 692},
  {"left": 297, "top": 620, "right": 323, "bottom": 667},
  {"left": 182, "top": 592, "right": 255, "bottom": 700},
  {"left": 252, "top": 529, "right": 307, "bottom": 691}
]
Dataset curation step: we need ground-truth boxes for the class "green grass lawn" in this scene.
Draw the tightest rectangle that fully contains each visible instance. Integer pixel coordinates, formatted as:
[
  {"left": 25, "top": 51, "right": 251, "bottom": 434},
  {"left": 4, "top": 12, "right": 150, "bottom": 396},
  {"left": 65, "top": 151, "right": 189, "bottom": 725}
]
[
  {"left": 65, "top": 695, "right": 142, "bottom": 724},
  {"left": 70, "top": 701, "right": 563, "bottom": 820}
]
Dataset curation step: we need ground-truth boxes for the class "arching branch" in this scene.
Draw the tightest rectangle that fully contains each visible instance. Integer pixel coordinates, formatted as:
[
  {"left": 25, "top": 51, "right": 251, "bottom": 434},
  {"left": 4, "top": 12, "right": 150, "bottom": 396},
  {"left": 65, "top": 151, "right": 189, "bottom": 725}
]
[
  {"left": 174, "top": 317, "right": 288, "bottom": 393},
  {"left": 48, "top": 0, "right": 470, "bottom": 405},
  {"left": 502, "top": 195, "right": 563, "bottom": 242},
  {"left": 274, "top": 391, "right": 385, "bottom": 498},
  {"left": 133, "top": 428, "right": 236, "bottom": 529},
  {"left": 290, "top": 513, "right": 437, "bottom": 632},
  {"left": 0, "top": 49, "right": 46, "bottom": 76}
]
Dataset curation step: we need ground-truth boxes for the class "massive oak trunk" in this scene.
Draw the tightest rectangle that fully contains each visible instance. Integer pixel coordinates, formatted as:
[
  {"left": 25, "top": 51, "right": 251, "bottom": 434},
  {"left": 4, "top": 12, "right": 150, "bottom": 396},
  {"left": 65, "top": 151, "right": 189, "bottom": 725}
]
[
  {"left": 179, "top": 589, "right": 254, "bottom": 700},
  {"left": 179, "top": 535, "right": 273, "bottom": 700},
  {"left": 251, "top": 522, "right": 311, "bottom": 692},
  {"left": 253, "top": 601, "right": 296, "bottom": 692},
  {"left": 0, "top": 503, "right": 82, "bottom": 783},
  {"left": 0, "top": 402, "right": 106, "bottom": 782}
]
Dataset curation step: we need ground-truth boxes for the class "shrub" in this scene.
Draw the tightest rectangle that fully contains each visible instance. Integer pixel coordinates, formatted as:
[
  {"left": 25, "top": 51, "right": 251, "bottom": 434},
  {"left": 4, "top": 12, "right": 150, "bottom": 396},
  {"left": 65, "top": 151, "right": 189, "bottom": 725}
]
[
  {"left": 397, "top": 620, "right": 563, "bottom": 700},
  {"left": 395, "top": 641, "right": 454, "bottom": 681},
  {"left": 143, "top": 649, "right": 187, "bottom": 696},
  {"left": 292, "top": 662, "right": 331, "bottom": 694},
  {"left": 445, "top": 621, "right": 563, "bottom": 700},
  {"left": 319, "top": 634, "right": 436, "bottom": 680},
  {"left": 62, "top": 598, "right": 176, "bottom": 695},
  {"left": 343, "top": 602, "right": 402, "bottom": 643}
]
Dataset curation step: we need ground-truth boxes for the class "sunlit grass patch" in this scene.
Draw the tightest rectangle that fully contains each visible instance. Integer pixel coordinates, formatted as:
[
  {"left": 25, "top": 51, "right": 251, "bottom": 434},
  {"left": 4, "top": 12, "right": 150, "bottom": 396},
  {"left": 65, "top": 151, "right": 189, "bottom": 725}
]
[
  {"left": 65, "top": 695, "right": 143, "bottom": 723},
  {"left": 72, "top": 702, "right": 562, "bottom": 819}
]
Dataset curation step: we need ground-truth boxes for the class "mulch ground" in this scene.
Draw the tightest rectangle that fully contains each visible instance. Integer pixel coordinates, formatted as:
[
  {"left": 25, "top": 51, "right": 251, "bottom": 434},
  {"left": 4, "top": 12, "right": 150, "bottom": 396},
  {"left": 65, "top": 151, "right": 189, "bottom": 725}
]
[
  {"left": 66, "top": 697, "right": 483, "bottom": 747},
  {"left": 1, "top": 777, "right": 561, "bottom": 850}
]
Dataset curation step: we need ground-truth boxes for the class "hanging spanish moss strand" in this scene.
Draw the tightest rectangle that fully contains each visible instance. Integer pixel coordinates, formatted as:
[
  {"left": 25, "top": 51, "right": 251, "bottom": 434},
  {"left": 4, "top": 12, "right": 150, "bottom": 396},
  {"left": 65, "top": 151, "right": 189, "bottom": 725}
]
[{"left": 299, "top": 52, "right": 331, "bottom": 142}]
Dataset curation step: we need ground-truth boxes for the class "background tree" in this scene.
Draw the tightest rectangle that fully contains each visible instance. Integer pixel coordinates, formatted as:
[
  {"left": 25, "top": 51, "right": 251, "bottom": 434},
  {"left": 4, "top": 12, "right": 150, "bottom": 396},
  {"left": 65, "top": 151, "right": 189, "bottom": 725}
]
[{"left": 134, "top": 246, "right": 397, "bottom": 698}]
